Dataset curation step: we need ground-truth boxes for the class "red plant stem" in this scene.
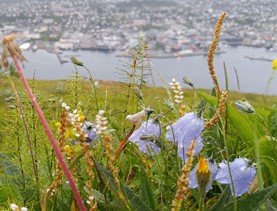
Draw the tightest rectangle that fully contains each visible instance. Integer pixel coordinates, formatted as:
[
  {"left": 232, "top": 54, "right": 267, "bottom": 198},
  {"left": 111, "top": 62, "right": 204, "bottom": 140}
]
[
  {"left": 12, "top": 56, "right": 87, "bottom": 211},
  {"left": 115, "top": 124, "right": 136, "bottom": 159}
]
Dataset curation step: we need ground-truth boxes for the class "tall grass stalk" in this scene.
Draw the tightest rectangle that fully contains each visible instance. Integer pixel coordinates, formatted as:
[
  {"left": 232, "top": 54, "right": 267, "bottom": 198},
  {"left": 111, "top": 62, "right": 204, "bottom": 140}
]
[
  {"left": 222, "top": 123, "right": 237, "bottom": 211},
  {"left": 11, "top": 55, "right": 87, "bottom": 211},
  {"left": 7, "top": 75, "right": 41, "bottom": 207},
  {"left": 253, "top": 125, "right": 264, "bottom": 191}
]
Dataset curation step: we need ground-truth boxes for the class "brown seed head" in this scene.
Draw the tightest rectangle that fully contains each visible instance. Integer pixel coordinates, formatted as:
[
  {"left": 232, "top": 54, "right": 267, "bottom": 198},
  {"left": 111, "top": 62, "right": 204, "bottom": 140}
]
[{"left": 1, "top": 35, "right": 27, "bottom": 69}]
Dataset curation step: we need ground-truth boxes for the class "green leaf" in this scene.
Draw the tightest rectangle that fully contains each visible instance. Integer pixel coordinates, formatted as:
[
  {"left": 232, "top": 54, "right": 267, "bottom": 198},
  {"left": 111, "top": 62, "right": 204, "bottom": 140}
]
[
  {"left": 0, "top": 153, "right": 22, "bottom": 177},
  {"left": 198, "top": 91, "right": 254, "bottom": 145},
  {"left": 139, "top": 167, "right": 155, "bottom": 210},
  {"left": 258, "top": 137, "right": 277, "bottom": 184},
  {"left": 94, "top": 161, "right": 152, "bottom": 211},
  {"left": 0, "top": 153, "right": 37, "bottom": 203},
  {"left": 209, "top": 186, "right": 232, "bottom": 211},
  {"left": 225, "top": 184, "right": 277, "bottom": 211},
  {"left": 268, "top": 106, "right": 277, "bottom": 138},
  {"left": 227, "top": 105, "right": 254, "bottom": 144},
  {"left": 0, "top": 186, "right": 11, "bottom": 202}
]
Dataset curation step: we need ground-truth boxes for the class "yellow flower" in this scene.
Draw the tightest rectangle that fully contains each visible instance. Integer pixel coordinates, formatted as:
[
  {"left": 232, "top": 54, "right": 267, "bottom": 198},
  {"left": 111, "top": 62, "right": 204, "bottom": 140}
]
[
  {"left": 196, "top": 158, "right": 211, "bottom": 189},
  {"left": 55, "top": 122, "right": 61, "bottom": 127},
  {"left": 79, "top": 115, "right": 85, "bottom": 122},
  {"left": 55, "top": 122, "right": 61, "bottom": 132},
  {"left": 272, "top": 59, "right": 277, "bottom": 70},
  {"left": 64, "top": 145, "right": 73, "bottom": 156}
]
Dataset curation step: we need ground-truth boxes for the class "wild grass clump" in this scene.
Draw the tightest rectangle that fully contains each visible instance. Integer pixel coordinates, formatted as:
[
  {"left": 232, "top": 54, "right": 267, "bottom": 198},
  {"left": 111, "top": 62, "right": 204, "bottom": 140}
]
[{"left": 0, "top": 12, "right": 277, "bottom": 211}]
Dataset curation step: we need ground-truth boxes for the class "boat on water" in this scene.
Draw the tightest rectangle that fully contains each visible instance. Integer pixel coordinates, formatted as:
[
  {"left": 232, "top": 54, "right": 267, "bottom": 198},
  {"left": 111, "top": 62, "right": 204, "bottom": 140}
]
[
  {"left": 244, "top": 55, "right": 274, "bottom": 62},
  {"left": 116, "top": 49, "right": 226, "bottom": 59},
  {"left": 19, "top": 43, "right": 31, "bottom": 50},
  {"left": 32, "top": 45, "right": 38, "bottom": 52}
]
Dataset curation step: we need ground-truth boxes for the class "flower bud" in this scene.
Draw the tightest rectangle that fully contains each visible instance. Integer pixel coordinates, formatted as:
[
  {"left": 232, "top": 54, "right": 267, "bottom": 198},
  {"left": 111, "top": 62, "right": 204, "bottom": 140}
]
[
  {"left": 70, "top": 56, "right": 83, "bottom": 66},
  {"left": 126, "top": 110, "right": 146, "bottom": 125},
  {"left": 183, "top": 76, "right": 194, "bottom": 87},
  {"left": 196, "top": 158, "right": 211, "bottom": 190},
  {"left": 235, "top": 100, "right": 255, "bottom": 114}
]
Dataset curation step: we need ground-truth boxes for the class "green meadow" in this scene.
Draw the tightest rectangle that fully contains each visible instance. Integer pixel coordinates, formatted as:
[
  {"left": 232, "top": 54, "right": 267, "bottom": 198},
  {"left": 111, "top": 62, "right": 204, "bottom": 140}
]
[{"left": 0, "top": 12, "right": 277, "bottom": 211}]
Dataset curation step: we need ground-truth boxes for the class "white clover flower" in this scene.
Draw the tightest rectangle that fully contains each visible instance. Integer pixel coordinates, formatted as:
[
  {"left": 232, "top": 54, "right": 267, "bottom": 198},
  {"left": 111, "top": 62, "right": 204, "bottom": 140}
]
[{"left": 21, "top": 207, "right": 28, "bottom": 211}]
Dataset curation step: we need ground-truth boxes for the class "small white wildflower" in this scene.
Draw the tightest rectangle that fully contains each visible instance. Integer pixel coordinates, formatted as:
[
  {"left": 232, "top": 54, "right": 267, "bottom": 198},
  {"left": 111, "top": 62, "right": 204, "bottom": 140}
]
[
  {"left": 96, "top": 110, "right": 108, "bottom": 135},
  {"left": 10, "top": 204, "right": 18, "bottom": 211},
  {"left": 61, "top": 102, "right": 67, "bottom": 108},
  {"left": 21, "top": 207, "right": 28, "bottom": 211},
  {"left": 73, "top": 109, "right": 77, "bottom": 114},
  {"left": 126, "top": 110, "right": 146, "bottom": 125},
  {"left": 65, "top": 106, "right": 70, "bottom": 111},
  {"left": 75, "top": 133, "right": 80, "bottom": 137},
  {"left": 86, "top": 200, "right": 91, "bottom": 205},
  {"left": 169, "top": 78, "right": 184, "bottom": 105},
  {"left": 89, "top": 196, "right": 94, "bottom": 201},
  {"left": 84, "top": 133, "right": 88, "bottom": 138},
  {"left": 98, "top": 110, "right": 105, "bottom": 115}
]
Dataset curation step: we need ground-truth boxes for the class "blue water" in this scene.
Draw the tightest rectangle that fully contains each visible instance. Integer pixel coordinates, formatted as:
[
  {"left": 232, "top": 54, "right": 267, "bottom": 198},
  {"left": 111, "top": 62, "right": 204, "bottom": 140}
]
[{"left": 22, "top": 46, "right": 277, "bottom": 95}]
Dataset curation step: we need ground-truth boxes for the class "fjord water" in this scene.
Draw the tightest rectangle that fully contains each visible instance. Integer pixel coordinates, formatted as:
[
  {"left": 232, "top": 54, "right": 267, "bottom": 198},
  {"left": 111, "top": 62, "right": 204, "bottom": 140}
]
[{"left": 22, "top": 46, "right": 277, "bottom": 95}]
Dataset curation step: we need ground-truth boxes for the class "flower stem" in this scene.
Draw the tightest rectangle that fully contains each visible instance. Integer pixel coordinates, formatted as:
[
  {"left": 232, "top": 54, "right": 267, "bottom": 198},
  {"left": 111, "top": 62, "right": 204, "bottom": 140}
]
[
  {"left": 253, "top": 125, "right": 264, "bottom": 191},
  {"left": 198, "top": 188, "right": 205, "bottom": 211},
  {"left": 222, "top": 131, "right": 237, "bottom": 211},
  {"left": 115, "top": 124, "right": 136, "bottom": 159},
  {"left": 11, "top": 55, "right": 87, "bottom": 211}
]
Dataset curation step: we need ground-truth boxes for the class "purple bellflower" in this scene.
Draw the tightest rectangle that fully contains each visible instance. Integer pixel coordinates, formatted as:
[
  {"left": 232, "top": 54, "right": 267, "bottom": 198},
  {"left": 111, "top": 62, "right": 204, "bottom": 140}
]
[
  {"left": 129, "top": 119, "right": 161, "bottom": 156},
  {"left": 166, "top": 112, "right": 204, "bottom": 160},
  {"left": 82, "top": 121, "right": 97, "bottom": 142},
  {"left": 189, "top": 158, "right": 218, "bottom": 192},
  {"left": 215, "top": 158, "right": 256, "bottom": 196}
]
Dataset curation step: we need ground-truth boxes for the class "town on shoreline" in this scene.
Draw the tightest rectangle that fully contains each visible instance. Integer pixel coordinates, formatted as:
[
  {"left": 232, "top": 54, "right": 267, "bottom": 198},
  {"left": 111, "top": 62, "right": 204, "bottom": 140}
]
[{"left": 0, "top": 0, "right": 277, "bottom": 59}]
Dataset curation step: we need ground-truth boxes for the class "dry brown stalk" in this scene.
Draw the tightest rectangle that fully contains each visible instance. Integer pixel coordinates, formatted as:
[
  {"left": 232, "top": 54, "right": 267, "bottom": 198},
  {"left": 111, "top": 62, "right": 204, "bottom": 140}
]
[
  {"left": 47, "top": 110, "right": 68, "bottom": 196},
  {"left": 207, "top": 11, "right": 227, "bottom": 95},
  {"left": 103, "top": 134, "right": 129, "bottom": 208},
  {"left": 171, "top": 139, "right": 196, "bottom": 211},
  {"left": 204, "top": 90, "right": 228, "bottom": 129}
]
